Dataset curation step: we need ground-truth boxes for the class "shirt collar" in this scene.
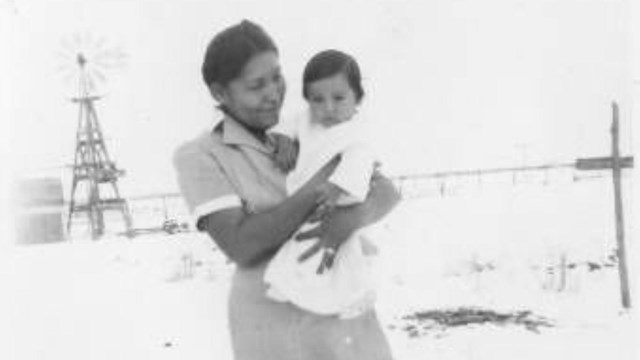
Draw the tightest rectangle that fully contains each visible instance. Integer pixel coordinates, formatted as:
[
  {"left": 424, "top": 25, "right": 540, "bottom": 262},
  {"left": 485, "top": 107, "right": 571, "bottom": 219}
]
[{"left": 220, "top": 116, "right": 275, "bottom": 155}]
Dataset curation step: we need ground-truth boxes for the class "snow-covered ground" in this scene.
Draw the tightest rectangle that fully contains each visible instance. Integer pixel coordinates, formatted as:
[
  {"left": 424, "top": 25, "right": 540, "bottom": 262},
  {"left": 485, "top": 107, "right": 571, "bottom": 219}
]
[{"left": 1, "top": 175, "right": 637, "bottom": 360}]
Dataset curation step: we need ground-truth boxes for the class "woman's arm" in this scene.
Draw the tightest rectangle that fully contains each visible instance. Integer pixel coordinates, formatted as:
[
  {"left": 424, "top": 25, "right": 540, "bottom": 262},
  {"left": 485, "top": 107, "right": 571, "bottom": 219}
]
[
  {"left": 296, "top": 170, "right": 401, "bottom": 263},
  {"left": 199, "top": 157, "right": 340, "bottom": 267},
  {"left": 344, "top": 170, "right": 402, "bottom": 226}
]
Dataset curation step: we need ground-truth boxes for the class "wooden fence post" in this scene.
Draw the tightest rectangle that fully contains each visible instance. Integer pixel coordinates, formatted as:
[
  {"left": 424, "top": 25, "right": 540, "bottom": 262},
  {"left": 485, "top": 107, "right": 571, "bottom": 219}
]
[{"left": 611, "top": 102, "right": 631, "bottom": 309}]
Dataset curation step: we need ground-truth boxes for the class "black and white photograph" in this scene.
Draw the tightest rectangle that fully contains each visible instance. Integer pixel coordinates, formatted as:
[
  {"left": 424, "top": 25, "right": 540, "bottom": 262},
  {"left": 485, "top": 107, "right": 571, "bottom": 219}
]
[{"left": 0, "top": 0, "right": 638, "bottom": 359}]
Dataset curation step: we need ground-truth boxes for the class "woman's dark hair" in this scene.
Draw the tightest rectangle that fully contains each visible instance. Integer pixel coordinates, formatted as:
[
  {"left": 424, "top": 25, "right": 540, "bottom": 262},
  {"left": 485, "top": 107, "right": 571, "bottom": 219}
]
[
  {"left": 202, "top": 20, "right": 278, "bottom": 87},
  {"left": 302, "top": 49, "right": 364, "bottom": 103}
]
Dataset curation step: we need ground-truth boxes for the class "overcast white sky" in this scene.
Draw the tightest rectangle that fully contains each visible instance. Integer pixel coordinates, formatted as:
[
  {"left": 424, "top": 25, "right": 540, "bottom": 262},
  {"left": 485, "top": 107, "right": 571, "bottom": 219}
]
[{"left": 0, "top": 0, "right": 635, "bottom": 197}]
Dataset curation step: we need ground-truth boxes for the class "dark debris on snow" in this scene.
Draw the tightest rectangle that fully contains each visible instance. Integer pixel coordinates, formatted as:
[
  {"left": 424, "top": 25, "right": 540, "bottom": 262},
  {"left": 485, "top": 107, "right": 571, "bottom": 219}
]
[{"left": 390, "top": 307, "right": 555, "bottom": 338}]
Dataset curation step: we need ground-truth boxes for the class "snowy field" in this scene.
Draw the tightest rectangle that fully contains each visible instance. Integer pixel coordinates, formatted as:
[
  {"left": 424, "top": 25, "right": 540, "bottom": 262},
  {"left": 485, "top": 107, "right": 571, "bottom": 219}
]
[{"left": 1, "top": 174, "right": 637, "bottom": 360}]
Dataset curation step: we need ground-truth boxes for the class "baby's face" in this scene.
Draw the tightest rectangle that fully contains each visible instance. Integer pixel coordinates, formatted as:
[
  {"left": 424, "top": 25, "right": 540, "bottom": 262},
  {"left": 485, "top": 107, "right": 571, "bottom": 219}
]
[{"left": 306, "top": 73, "right": 358, "bottom": 127}]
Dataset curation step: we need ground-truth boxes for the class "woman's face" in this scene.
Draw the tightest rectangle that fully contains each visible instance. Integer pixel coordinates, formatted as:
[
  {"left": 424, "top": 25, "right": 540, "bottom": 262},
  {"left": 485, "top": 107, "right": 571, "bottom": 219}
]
[{"left": 216, "top": 51, "right": 286, "bottom": 131}]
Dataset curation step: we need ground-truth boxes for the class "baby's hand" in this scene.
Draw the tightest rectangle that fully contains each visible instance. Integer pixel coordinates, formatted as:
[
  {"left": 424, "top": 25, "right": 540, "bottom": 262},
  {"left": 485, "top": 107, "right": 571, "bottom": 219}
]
[{"left": 271, "top": 133, "right": 298, "bottom": 173}]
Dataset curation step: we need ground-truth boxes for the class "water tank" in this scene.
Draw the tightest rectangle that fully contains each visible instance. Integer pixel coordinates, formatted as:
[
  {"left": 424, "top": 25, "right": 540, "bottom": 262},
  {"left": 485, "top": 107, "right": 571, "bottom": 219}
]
[{"left": 14, "top": 177, "right": 66, "bottom": 245}]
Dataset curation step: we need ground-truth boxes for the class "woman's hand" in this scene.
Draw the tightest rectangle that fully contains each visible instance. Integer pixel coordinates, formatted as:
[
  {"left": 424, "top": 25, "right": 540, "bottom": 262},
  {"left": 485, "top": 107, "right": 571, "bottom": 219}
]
[
  {"left": 296, "top": 205, "right": 356, "bottom": 274},
  {"left": 295, "top": 183, "right": 347, "bottom": 274},
  {"left": 296, "top": 169, "right": 401, "bottom": 273}
]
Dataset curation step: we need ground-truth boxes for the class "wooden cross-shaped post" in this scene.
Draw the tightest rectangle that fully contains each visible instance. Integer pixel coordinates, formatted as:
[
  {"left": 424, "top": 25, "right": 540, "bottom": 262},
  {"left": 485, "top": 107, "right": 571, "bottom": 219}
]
[{"left": 575, "top": 102, "right": 634, "bottom": 309}]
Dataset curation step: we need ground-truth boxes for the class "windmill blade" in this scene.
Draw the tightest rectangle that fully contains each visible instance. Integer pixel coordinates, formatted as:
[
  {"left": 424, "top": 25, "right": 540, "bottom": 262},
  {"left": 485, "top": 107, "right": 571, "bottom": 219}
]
[
  {"left": 55, "top": 61, "right": 81, "bottom": 86},
  {"left": 94, "top": 58, "right": 125, "bottom": 71},
  {"left": 94, "top": 48, "right": 128, "bottom": 69},
  {"left": 54, "top": 54, "right": 80, "bottom": 81},
  {"left": 72, "top": 32, "right": 84, "bottom": 49},
  {"left": 83, "top": 73, "right": 97, "bottom": 94},
  {"left": 62, "top": 71, "right": 78, "bottom": 86},
  {"left": 92, "top": 67, "right": 107, "bottom": 85},
  {"left": 79, "top": 31, "right": 92, "bottom": 50},
  {"left": 76, "top": 74, "right": 86, "bottom": 95},
  {"left": 93, "top": 35, "right": 108, "bottom": 53},
  {"left": 54, "top": 61, "right": 73, "bottom": 75},
  {"left": 59, "top": 67, "right": 78, "bottom": 83},
  {"left": 55, "top": 48, "right": 75, "bottom": 61},
  {"left": 83, "top": 31, "right": 94, "bottom": 45}
]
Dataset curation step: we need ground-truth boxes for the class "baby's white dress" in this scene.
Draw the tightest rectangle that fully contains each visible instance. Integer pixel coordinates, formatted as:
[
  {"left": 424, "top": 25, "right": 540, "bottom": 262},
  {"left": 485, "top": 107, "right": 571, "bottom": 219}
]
[{"left": 264, "top": 111, "right": 379, "bottom": 318}]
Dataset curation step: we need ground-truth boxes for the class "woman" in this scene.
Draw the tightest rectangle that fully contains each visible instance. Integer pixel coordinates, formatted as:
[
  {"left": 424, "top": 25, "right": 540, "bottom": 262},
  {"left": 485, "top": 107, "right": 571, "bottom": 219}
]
[{"left": 173, "top": 20, "right": 400, "bottom": 360}]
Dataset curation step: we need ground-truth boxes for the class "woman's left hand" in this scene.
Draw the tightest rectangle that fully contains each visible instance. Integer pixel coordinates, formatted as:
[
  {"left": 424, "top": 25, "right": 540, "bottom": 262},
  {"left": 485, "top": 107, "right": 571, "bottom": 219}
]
[
  {"left": 296, "top": 205, "right": 358, "bottom": 274},
  {"left": 296, "top": 169, "right": 401, "bottom": 274}
]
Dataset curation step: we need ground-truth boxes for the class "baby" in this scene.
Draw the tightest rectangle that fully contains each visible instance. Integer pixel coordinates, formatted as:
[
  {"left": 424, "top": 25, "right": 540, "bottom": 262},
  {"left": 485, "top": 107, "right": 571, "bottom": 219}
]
[{"left": 265, "top": 49, "right": 381, "bottom": 319}]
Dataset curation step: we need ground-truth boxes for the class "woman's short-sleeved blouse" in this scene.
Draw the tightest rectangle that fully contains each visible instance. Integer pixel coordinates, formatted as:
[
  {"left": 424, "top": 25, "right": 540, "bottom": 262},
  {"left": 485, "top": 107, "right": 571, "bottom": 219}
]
[
  {"left": 173, "top": 117, "right": 287, "bottom": 229},
  {"left": 173, "top": 116, "right": 395, "bottom": 360}
]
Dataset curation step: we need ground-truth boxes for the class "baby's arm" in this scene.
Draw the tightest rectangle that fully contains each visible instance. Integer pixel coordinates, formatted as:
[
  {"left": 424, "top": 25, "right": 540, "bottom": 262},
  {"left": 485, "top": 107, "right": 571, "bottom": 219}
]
[
  {"left": 309, "top": 144, "right": 376, "bottom": 222},
  {"left": 328, "top": 143, "right": 377, "bottom": 203}
]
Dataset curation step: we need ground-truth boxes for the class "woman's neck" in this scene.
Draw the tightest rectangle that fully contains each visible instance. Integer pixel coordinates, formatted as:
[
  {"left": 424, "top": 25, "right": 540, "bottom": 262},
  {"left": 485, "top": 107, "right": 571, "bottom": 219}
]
[{"left": 220, "top": 106, "right": 268, "bottom": 143}]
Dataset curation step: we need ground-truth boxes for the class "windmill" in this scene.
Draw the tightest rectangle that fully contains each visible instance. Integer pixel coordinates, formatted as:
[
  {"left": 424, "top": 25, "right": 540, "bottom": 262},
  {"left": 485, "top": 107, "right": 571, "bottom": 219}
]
[{"left": 57, "top": 32, "right": 133, "bottom": 239}]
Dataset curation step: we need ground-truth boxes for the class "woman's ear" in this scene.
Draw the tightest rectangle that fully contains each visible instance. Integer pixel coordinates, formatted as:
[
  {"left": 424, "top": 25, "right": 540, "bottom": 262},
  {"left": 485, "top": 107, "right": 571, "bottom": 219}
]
[{"left": 208, "top": 82, "right": 227, "bottom": 104}]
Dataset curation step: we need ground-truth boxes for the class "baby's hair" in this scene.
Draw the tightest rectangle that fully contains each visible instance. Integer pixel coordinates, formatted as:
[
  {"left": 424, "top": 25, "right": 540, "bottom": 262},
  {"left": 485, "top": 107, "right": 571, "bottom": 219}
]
[{"left": 302, "top": 49, "right": 364, "bottom": 103}]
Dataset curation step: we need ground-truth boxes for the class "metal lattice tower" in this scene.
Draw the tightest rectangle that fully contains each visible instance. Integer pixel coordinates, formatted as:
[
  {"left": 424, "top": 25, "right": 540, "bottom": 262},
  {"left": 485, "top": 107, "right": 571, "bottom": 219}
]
[{"left": 67, "top": 53, "right": 132, "bottom": 239}]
